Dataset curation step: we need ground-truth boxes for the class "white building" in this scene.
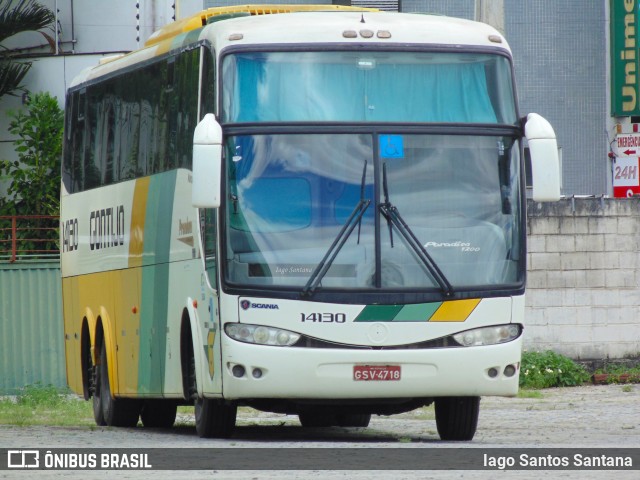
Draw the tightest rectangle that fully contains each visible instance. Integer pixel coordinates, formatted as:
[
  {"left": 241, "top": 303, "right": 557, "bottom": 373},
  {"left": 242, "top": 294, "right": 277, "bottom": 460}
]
[{"left": 0, "top": 0, "right": 202, "bottom": 165}]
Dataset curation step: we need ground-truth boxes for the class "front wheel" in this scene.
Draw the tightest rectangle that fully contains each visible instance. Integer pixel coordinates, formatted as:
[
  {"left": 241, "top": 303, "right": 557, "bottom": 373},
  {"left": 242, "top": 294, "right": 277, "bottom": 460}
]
[
  {"left": 195, "top": 397, "right": 237, "bottom": 438},
  {"left": 434, "top": 396, "right": 480, "bottom": 441}
]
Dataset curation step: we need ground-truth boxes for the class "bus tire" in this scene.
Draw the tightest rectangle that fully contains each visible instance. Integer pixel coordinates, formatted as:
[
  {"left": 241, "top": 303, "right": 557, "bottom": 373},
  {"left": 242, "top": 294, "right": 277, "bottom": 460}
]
[
  {"left": 298, "top": 412, "right": 336, "bottom": 427},
  {"left": 99, "top": 341, "right": 141, "bottom": 427},
  {"left": 140, "top": 400, "right": 178, "bottom": 428},
  {"left": 195, "top": 398, "right": 237, "bottom": 438},
  {"left": 336, "top": 413, "right": 371, "bottom": 428},
  {"left": 435, "top": 396, "right": 480, "bottom": 441},
  {"left": 92, "top": 351, "right": 106, "bottom": 426}
]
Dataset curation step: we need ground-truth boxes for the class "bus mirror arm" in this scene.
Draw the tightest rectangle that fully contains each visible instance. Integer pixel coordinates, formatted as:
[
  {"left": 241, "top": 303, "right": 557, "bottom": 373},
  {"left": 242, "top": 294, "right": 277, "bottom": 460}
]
[
  {"left": 524, "top": 113, "right": 561, "bottom": 202},
  {"left": 192, "top": 113, "right": 223, "bottom": 208}
]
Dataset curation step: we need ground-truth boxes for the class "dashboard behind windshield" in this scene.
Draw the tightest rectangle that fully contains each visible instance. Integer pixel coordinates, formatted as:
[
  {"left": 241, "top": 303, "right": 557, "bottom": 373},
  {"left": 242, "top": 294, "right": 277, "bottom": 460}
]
[{"left": 223, "top": 133, "right": 523, "bottom": 294}]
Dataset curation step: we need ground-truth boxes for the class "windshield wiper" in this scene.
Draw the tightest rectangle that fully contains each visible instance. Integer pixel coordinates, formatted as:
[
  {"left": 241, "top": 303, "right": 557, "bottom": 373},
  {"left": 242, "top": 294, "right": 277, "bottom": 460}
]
[
  {"left": 379, "top": 163, "right": 454, "bottom": 297},
  {"left": 302, "top": 162, "right": 370, "bottom": 297}
]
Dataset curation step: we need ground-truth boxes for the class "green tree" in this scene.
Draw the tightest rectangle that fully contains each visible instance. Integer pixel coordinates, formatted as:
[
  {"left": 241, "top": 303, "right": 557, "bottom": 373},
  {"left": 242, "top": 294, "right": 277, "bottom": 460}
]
[
  {"left": 0, "top": 0, "right": 55, "bottom": 98},
  {"left": 0, "top": 91, "right": 63, "bottom": 217}
]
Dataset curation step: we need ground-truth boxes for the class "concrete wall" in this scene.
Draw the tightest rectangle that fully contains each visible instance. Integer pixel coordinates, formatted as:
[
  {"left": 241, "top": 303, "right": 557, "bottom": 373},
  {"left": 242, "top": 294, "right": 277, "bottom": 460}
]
[{"left": 525, "top": 197, "right": 640, "bottom": 360}]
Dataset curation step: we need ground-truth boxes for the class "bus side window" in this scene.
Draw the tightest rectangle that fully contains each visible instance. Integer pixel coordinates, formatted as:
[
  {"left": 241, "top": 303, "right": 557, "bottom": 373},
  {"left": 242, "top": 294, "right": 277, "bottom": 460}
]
[
  {"left": 176, "top": 48, "right": 199, "bottom": 170},
  {"left": 104, "top": 104, "right": 116, "bottom": 185},
  {"left": 83, "top": 90, "right": 100, "bottom": 190},
  {"left": 167, "top": 57, "right": 177, "bottom": 171},
  {"left": 200, "top": 47, "right": 216, "bottom": 118},
  {"left": 64, "top": 91, "right": 82, "bottom": 193}
]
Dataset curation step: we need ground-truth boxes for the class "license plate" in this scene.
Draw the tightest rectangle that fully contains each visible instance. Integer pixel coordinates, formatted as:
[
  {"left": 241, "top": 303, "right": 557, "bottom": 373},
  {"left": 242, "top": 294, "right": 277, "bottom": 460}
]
[{"left": 353, "top": 365, "right": 401, "bottom": 381}]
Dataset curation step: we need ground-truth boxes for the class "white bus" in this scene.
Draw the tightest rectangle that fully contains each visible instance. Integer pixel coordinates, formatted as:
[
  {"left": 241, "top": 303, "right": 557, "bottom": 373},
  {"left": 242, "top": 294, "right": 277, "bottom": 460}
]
[{"left": 61, "top": 5, "right": 560, "bottom": 440}]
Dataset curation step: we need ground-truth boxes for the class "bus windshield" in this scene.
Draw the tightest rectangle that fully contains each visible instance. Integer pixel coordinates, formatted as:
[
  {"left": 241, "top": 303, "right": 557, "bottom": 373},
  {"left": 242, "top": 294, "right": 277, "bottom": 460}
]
[
  {"left": 224, "top": 133, "right": 522, "bottom": 293},
  {"left": 222, "top": 51, "right": 517, "bottom": 124}
]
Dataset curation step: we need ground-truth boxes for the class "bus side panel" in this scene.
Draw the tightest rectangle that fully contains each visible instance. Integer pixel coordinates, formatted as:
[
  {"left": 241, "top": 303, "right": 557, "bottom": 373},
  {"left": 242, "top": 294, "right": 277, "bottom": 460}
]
[
  {"left": 62, "top": 276, "right": 82, "bottom": 395},
  {"left": 159, "top": 259, "right": 202, "bottom": 398},
  {"left": 113, "top": 267, "right": 141, "bottom": 395},
  {"left": 136, "top": 171, "right": 176, "bottom": 395},
  {"left": 65, "top": 271, "right": 117, "bottom": 392}
]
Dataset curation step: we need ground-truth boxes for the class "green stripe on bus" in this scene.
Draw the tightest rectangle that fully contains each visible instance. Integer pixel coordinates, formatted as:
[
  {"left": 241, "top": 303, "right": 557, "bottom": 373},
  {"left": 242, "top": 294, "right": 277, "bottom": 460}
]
[
  {"left": 394, "top": 302, "right": 442, "bottom": 322},
  {"left": 354, "top": 302, "right": 443, "bottom": 322},
  {"left": 142, "top": 171, "right": 176, "bottom": 266},
  {"left": 138, "top": 171, "right": 177, "bottom": 394},
  {"left": 172, "top": 28, "right": 203, "bottom": 50},
  {"left": 354, "top": 305, "right": 403, "bottom": 322}
]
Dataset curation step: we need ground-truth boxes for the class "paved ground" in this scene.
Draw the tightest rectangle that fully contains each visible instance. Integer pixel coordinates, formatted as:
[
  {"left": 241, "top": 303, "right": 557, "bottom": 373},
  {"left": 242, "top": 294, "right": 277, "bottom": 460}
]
[{"left": 0, "top": 384, "right": 638, "bottom": 479}]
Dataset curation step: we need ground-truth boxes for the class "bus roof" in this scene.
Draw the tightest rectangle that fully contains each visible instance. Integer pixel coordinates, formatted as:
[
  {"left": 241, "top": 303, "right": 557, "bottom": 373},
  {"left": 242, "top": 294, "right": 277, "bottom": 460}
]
[
  {"left": 69, "top": 9, "right": 510, "bottom": 89},
  {"left": 203, "top": 11, "right": 509, "bottom": 52},
  {"left": 144, "top": 4, "right": 378, "bottom": 47}
]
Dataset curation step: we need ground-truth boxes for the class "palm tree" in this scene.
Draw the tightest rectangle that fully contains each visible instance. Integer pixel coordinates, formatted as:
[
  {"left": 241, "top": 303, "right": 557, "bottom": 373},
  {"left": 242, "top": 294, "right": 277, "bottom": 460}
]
[{"left": 0, "top": 0, "right": 54, "bottom": 99}]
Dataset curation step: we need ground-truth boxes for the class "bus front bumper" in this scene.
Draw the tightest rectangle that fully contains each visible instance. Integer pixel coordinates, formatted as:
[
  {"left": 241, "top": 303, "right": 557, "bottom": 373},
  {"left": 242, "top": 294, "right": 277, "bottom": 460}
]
[{"left": 218, "top": 336, "right": 522, "bottom": 400}]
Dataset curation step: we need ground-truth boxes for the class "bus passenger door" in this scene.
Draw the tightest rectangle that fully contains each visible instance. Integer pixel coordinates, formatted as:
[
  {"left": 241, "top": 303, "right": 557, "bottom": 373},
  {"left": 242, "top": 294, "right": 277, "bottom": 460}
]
[{"left": 198, "top": 208, "right": 223, "bottom": 395}]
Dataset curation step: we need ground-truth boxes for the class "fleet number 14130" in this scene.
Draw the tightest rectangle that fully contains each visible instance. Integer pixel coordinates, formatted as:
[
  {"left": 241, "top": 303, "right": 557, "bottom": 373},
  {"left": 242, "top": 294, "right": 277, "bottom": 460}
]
[{"left": 300, "top": 313, "right": 346, "bottom": 323}]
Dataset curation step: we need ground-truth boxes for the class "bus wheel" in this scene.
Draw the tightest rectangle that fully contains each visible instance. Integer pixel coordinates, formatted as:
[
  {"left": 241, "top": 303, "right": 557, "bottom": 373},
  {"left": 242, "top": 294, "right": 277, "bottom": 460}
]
[
  {"left": 298, "top": 411, "right": 336, "bottom": 427},
  {"left": 141, "top": 401, "right": 178, "bottom": 428},
  {"left": 99, "top": 341, "right": 141, "bottom": 427},
  {"left": 91, "top": 352, "right": 106, "bottom": 426},
  {"left": 434, "top": 396, "right": 480, "bottom": 441},
  {"left": 195, "top": 397, "right": 237, "bottom": 438},
  {"left": 336, "top": 413, "right": 371, "bottom": 428}
]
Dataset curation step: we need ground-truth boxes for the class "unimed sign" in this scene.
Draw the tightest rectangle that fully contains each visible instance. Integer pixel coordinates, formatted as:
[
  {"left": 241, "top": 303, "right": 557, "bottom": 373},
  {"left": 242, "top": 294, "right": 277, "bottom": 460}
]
[{"left": 612, "top": 0, "right": 640, "bottom": 116}]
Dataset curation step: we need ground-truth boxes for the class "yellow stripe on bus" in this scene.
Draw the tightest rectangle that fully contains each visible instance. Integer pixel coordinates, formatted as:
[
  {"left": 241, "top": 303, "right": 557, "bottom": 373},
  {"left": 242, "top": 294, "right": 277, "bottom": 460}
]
[
  {"left": 429, "top": 298, "right": 481, "bottom": 322},
  {"left": 129, "top": 177, "right": 150, "bottom": 268}
]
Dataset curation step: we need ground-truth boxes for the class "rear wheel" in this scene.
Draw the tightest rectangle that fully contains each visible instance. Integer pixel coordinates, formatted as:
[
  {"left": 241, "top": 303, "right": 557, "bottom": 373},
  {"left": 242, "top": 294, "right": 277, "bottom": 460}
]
[
  {"left": 99, "top": 341, "right": 141, "bottom": 427},
  {"left": 336, "top": 413, "right": 371, "bottom": 428},
  {"left": 298, "top": 411, "right": 336, "bottom": 428},
  {"left": 435, "top": 396, "right": 480, "bottom": 441},
  {"left": 91, "top": 348, "right": 105, "bottom": 426},
  {"left": 141, "top": 400, "right": 178, "bottom": 428}
]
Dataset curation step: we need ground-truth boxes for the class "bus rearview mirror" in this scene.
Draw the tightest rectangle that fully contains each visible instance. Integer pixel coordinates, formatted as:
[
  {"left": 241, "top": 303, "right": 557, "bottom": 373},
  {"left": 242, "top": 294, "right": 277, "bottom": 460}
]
[
  {"left": 192, "top": 113, "right": 222, "bottom": 208},
  {"left": 525, "top": 113, "right": 561, "bottom": 202}
]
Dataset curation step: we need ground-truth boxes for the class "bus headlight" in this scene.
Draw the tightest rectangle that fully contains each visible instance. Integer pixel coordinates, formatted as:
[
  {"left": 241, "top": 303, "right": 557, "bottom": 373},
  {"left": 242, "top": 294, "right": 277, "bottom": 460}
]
[
  {"left": 453, "top": 324, "right": 521, "bottom": 347},
  {"left": 225, "top": 323, "right": 301, "bottom": 346}
]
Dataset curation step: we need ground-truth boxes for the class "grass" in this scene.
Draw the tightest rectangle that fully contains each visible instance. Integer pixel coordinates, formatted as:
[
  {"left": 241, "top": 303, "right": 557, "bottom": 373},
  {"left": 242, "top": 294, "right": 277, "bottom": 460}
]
[
  {"left": 0, "top": 383, "right": 94, "bottom": 427},
  {"left": 517, "top": 389, "right": 544, "bottom": 399}
]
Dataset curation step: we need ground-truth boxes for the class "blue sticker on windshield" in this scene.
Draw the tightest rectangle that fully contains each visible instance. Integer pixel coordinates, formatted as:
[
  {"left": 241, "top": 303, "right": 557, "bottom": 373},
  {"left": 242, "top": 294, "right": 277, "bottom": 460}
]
[{"left": 379, "top": 135, "right": 404, "bottom": 159}]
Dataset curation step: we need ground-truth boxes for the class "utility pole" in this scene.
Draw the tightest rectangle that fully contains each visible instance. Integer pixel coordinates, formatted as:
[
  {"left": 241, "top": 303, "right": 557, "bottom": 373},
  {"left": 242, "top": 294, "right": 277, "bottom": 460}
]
[{"left": 475, "top": 0, "right": 505, "bottom": 35}]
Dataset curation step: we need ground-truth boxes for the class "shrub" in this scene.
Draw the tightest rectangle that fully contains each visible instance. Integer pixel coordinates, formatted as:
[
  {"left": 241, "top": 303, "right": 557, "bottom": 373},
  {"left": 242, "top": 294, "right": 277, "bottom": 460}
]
[
  {"left": 520, "top": 350, "right": 591, "bottom": 389},
  {"left": 0, "top": 91, "right": 63, "bottom": 217}
]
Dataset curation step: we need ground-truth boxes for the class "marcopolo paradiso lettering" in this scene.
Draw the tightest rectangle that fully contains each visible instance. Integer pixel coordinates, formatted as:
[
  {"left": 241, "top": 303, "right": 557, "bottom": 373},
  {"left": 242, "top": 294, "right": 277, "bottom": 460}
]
[
  {"left": 90, "top": 205, "right": 125, "bottom": 251},
  {"left": 424, "top": 241, "right": 479, "bottom": 252}
]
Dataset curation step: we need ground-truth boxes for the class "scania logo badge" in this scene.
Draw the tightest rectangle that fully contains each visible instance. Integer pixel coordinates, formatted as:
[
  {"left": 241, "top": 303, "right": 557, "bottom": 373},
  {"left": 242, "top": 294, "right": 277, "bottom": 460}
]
[{"left": 240, "top": 300, "right": 279, "bottom": 310}]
